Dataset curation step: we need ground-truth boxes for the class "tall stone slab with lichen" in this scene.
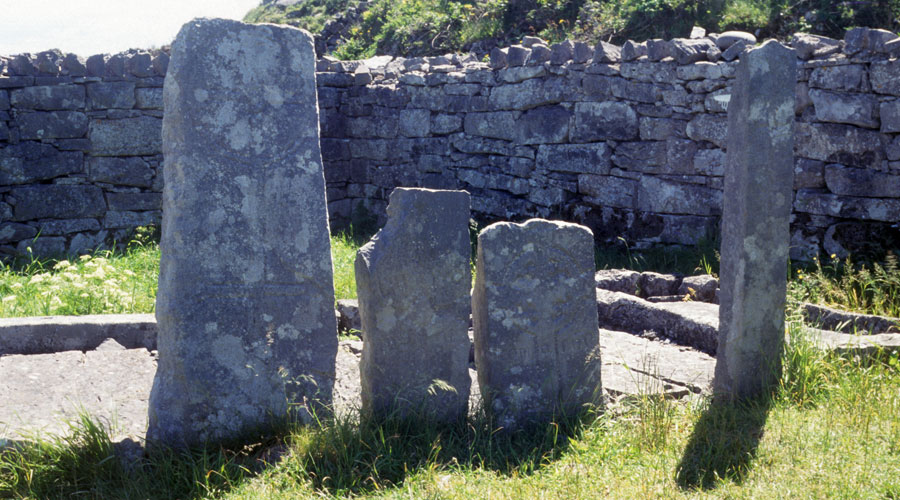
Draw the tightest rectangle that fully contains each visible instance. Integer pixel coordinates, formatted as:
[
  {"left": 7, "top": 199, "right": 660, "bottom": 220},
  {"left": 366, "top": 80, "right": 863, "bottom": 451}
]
[
  {"left": 472, "top": 219, "right": 602, "bottom": 429},
  {"left": 147, "top": 18, "right": 338, "bottom": 447},
  {"left": 356, "top": 188, "right": 472, "bottom": 422},
  {"left": 714, "top": 40, "right": 795, "bottom": 400}
]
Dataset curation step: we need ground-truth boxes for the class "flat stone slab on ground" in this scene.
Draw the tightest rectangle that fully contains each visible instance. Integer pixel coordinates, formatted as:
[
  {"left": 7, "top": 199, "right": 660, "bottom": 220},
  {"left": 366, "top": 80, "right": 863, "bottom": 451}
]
[{"left": 1, "top": 328, "right": 721, "bottom": 446}]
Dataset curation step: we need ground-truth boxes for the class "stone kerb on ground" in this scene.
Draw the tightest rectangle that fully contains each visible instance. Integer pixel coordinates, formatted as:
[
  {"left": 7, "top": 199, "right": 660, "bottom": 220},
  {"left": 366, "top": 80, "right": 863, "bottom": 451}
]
[
  {"left": 2, "top": 27, "right": 900, "bottom": 259},
  {"left": 148, "top": 19, "right": 338, "bottom": 448},
  {"left": 472, "top": 218, "right": 602, "bottom": 429},
  {"left": 355, "top": 187, "right": 472, "bottom": 422}
]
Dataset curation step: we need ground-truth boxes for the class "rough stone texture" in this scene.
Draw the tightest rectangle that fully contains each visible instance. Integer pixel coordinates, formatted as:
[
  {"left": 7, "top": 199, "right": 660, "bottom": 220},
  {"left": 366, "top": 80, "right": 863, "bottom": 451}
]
[
  {"left": 0, "top": 314, "right": 156, "bottom": 356},
  {"left": 10, "top": 185, "right": 105, "bottom": 220},
  {"left": 148, "top": 19, "right": 338, "bottom": 448},
  {"left": 89, "top": 116, "right": 162, "bottom": 156},
  {"left": 596, "top": 289, "right": 720, "bottom": 355},
  {"left": 2, "top": 32, "right": 899, "bottom": 260},
  {"left": 715, "top": 41, "right": 795, "bottom": 400},
  {"left": 678, "top": 275, "right": 719, "bottom": 302},
  {"left": 355, "top": 188, "right": 472, "bottom": 422},
  {"left": 801, "top": 303, "right": 899, "bottom": 334},
  {"left": 594, "top": 269, "right": 641, "bottom": 294},
  {"left": 639, "top": 271, "right": 682, "bottom": 297},
  {"left": 473, "top": 219, "right": 601, "bottom": 429}
]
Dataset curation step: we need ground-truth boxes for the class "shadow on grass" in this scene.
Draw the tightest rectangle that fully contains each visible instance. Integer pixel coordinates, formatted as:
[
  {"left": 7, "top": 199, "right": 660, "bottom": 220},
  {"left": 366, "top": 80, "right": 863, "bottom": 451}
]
[
  {"left": 285, "top": 408, "right": 593, "bottom": 496},
  {"left": 675, "top": 395, "right": 773, "bottom": 490},
  {"left": 0, "top": 408, "right": 593, "bottom": 499}
]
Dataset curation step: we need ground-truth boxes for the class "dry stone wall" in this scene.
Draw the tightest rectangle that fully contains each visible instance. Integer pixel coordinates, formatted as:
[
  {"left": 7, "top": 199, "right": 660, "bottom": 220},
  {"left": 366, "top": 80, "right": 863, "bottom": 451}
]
[{"left": 2, "top": 27, "right": 900, "bottom": 259}]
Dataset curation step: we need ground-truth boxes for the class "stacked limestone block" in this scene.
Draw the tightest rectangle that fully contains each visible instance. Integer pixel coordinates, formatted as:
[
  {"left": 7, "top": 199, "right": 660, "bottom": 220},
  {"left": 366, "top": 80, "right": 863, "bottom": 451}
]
[
  {"left": 0, "top": 48, "right": 167, "bottom": 257},
  {"left": 3, "top": 27, "right": 900, "bottom": 259}
]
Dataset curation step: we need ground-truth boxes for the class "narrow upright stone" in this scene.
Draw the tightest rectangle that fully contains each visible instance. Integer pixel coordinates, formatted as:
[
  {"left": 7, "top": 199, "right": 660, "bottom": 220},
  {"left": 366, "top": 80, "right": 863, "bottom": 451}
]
[
  {"left": 472, "top": 219, "right": 601, "bottom": 429},
  {"left": 714, "top": 40, "right": 796, "bottom": 400},
  {"left": 148, "top": 18, "right": 338, "bottom": 447},
  {"left": 356, "top": 188, "right": 472, "bottom": 422}
]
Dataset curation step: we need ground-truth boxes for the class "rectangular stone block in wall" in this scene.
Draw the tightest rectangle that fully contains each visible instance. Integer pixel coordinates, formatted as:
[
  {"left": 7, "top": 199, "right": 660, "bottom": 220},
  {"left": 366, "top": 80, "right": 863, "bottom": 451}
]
[
  {"left": 88, "top": 116, "right": 162, "bottom": 156},
  {"left": 148, "top": 18, "right": 338, "bottom": 448},
  {"left": 472, "top": 219, "right": 601, "bottom": 429},
  {"left": 356, "top": 188, "right": 472, "bottom": 422},
  {"left": 714, "top": 41, "right": 795, "bottom": 401}
]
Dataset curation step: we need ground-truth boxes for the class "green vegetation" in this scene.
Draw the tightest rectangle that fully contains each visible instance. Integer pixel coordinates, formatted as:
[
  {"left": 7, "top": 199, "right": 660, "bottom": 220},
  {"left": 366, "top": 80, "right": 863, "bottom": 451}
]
[
  {"left": 0, "top": 228, "right": 159, "bottom": 317},
  {"left": 243, "top": 0, "right": 353, "bottom": 34},
  {"left": 2, "top": 330, "right": 898, "bottom": 498},
  {"left": 244, "top": 0, "right": 900, "bottom": 59}
]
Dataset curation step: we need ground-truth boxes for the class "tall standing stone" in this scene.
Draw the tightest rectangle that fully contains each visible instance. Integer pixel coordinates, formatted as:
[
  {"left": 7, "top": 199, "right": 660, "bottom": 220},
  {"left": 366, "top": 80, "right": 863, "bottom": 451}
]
[
  {"left": 356, "top": 188, "right": 472, "bottom": 422},
  {"left": 472, "top": 219, "right": 602, "bottom": 429},
  {"left": 148, "top": 18, "right": 338, "bottom": 447},
  {"left": 714, "top": 40, "right": 796, "bottom": 400}
]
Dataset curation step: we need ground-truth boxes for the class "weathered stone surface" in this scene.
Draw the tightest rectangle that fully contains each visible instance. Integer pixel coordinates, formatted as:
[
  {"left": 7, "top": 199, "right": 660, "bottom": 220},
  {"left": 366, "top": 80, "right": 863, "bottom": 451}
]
[
  {"left": 808, "top": 89, "right": 879, "bottom": 128},
  {"left": 795, "top": 190, "right": 900, "bottom": 222},
  {"left": 10, "top": 85, "right": 85, "bottom": 110},
  {"left": 794, "top": 122, "right": 884, "bottom": 167},
  {"left": 592, "top": 41, "right": 621, "bottom": 63},
  {"left": 639, "top": 272, "right": 682, "bottom": 297},
  {"left": 802, "top": 303, "right": 899, "bottom": 334},
  {"left": 336, "top": 299, "right": 360, "bottom": 335},
  {"left": 794, "top": 158, "right": 825, "bottom": 189},
  {"left": 489, "top": 77, "right": 572, "bottom": 110},
  {"left": 105, "top": 193, "right": 162, "bottom": 211},
  {"left": 824, "top": 164, "right": 900, "bottom": 198},
  {"left": 0, "top": 142, "right": 82, "bottom": 185},
  {"left": 677, "top": 61, "right": 724, "bottom": 81},
  {"left": 685, "top": 114, "right": 727, "bottom": 148},
  {"left": 17, "top": 111, "right": 88, "bottom": 140},
  {"left": 537, "top": 143, "right": 610, "bottom": 175},
  {"left": 87, "top": 157, "right": 154, "bottom": 187},
  {"left": 805, "top": 328, "right": 900, "bottom": 357},
  {"left": 148, "top": 19, "right": 338, "bottom": 448},
  {"left": 870, "top": 59, "right": 900, "bottom": 95},
  {"left": 36, "top": 218, "right": 101, "bottom": 235},
  {"left": 671, "top": 38, "right": 716, "bottom": 65},
  {"left": 0, "top": 222, "right": 37, "bottom": 244},
  {"left": 596, "top": 289, "right": 719, "bottom": 355},
  {"left": 86, "top": 82, "right": 136, "bottom": 109},
  {"left": 507, "top": 45, "right": 530, "bottom": 67},
  {"left": 103, "top": 210, "right": 160, "bottom": 229},
  {"left": 527, "top": 44, "right": 551, "bottom": 65},
  {"left": 637, "top": 176, "right": 722, "bottom": 215},
  {"left": 808, "top": 64, "right": 868, "bottom": 92},
  {"left": 716, "top": 31, "right": 757, "bottom": 50},
  {"left": 578, "top": 174, "right": 637, "bottom": 208},
  {"left": 693, "top": 148, "right": 726, "bottom": 176},
  {"left": 15, "top": 235, "right": 66, "bottom": 255},
  {"left": 10, "top": 185, "right": 105, "bottom": 221},
  {"left": 398, "top": 108, "right": 430, "bottom": 137},
  {"left": 678, "top": 275, "right": 718, "bottom": 302},
  {"left": 879, "top": 100, "right": 900, "bottom": 133},
  {"left": 0, "top": 314, "right": 157, "bottom": 356},
  {"left": 89, "top": 116, "right": 161, "bottom": 156},
  {"left": 356, "top": 188, "right": 471, "bottom": 422},
  {"left": 0, "top": 346, "right": 156, "bottom": 444},
  {"left": 573, "top": 102, "right": 638, "bottom": 142},
  {"left": 565, "top": 41, "right": 589, "bottom": 63},
  {"left": 489, "top": 47, "right": 508, "bottom": 69},
  {"left": 135, "top": 87, "right": 163, "bottom": 109},
  {"left": 594, "top": 269, "right": 641, "bottom": 294},
  {"left": 647, "top": 39, "right": 673, "bottom": 61},
  {"left": 549, "top": 40, "right": 574, "bottom": 65},
  {"left": 790, "top": 33, "right": 841, "bottom": 59},
  {"left": 621, "top": 40, "right": 647, "bottom": 62},
  {"left": 473, "top": 219, "right": 601, "bottom": 429},
  {"left": 716, "top": 41, "right": 795, "bottom": 400}
]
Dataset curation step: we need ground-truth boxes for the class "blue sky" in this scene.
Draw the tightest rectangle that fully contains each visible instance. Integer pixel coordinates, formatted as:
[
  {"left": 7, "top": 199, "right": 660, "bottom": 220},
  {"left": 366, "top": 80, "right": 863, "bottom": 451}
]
[{"left": 0, "top": 0, "right": 260, "bottom": 56}]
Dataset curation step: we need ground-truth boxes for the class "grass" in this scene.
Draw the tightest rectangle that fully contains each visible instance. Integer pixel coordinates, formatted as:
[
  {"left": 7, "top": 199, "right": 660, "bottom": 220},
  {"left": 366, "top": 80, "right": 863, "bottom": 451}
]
[{"left": 1, "top": 333, "right": 898, "bottom": 499}]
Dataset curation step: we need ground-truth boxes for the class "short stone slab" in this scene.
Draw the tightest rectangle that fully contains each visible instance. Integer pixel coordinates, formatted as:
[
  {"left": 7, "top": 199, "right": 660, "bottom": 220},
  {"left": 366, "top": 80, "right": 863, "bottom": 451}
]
[
  {"left": 473, "top": 219, "right": 602, "bottom": 429},
  {"left": 356, "top": 188, "right": 472, "bottom": 422},
  {"left": 597, "top": 289, "right": 719, "bottom": 355},
  {"left": 799, "top": 328, "right": 900, "bottom": 356},
  {"left": 0, "top": 314, "right": 156, "bottom": 356},
  {"left": 801, "top": 303, "right": 900, "bottom": 334}
]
